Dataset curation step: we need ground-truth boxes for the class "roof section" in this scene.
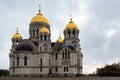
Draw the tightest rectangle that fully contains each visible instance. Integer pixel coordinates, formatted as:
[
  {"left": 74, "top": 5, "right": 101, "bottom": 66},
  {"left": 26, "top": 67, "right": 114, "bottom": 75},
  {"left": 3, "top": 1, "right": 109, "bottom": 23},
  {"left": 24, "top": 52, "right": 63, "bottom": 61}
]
[{"left": 16, "top": 44, "right": 33, "bottom": 52}]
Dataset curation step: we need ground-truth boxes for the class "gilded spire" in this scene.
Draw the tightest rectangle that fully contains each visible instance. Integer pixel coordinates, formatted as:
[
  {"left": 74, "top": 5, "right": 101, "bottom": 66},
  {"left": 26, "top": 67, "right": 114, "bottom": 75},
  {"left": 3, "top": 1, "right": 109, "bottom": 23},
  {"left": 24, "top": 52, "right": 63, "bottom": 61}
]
[
  {"left": 39, "top": 4, "right": 41, "bottom": 13},
  {"left": 37, "top": 4, "right": 42, "bottom": 15},
  {"left": 70, "top": 15, "right": 73, "bottom": 23},
  {"left": 16, "top": 27, "right": 18, "bottom": 33}
]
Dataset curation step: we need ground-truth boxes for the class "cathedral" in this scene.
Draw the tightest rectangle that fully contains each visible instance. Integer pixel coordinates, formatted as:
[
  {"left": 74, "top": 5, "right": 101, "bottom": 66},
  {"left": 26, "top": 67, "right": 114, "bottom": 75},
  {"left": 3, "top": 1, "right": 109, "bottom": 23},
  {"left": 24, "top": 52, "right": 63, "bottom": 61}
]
[{"left": 9, "top": 7, "right": 83, "bottom": 77}]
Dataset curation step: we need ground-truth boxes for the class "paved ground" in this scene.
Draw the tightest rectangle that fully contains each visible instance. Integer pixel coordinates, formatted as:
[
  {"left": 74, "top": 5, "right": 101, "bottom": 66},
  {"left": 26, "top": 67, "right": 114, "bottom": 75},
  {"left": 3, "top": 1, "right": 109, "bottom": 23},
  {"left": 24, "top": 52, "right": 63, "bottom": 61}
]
[{"left": 0, "top": 77, "right": 120, "bottom": 80}]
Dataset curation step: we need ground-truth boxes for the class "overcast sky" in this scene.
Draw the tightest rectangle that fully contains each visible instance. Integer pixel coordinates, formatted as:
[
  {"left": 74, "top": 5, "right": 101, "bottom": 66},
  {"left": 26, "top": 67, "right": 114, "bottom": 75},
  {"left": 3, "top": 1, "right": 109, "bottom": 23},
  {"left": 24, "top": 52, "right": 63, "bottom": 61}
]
[{"left": 0, "top": 0, "right": 120, "bottom": 74}]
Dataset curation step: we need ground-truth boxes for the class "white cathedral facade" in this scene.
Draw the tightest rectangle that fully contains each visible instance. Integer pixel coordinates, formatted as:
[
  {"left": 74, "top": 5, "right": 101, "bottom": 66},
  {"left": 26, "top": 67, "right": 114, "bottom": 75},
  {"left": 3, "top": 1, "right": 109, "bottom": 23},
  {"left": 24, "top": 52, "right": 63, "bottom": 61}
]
[{"left": 9, "top": 8, "right": 83, "bottom": 77}]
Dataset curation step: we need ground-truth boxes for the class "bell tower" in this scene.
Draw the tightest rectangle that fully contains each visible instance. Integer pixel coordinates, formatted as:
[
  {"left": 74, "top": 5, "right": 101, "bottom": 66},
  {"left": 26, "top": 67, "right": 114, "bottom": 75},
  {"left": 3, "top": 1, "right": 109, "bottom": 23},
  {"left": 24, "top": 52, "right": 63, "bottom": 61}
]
[
  {"left": 11, "top": 28, "right": 22, "bottom": 53},
  {"left": 12, "top": 28, "right": 22, "bottom": 46},
  {"left": 64, "top": 17, "right": 83, "bottom": 75},
  {"left": 64, "top": 18, "right": 79, "bottom": 47}
]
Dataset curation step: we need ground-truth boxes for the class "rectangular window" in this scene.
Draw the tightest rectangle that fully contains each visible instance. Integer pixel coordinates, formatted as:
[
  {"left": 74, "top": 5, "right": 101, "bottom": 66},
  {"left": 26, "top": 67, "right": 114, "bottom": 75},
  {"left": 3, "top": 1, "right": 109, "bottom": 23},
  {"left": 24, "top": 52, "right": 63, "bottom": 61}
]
[
  {"left": 66, "top": 67, "right": 68, "bottom": 72},
  {"left": 62, "top": 52, "right": 64, "bottom": 59},
  {"left": 49, "top": 59, "right": 50, "bottom": 65},
  {"left": 40, "top": 66, "right": 42, "bottom": 72},
  {"left": 17, "top": 57, "right": 19, "bottom": 66},
  {"left": 24, "top": 56, "right": 27, "bottom": 66},
  {"left": 68, "top": 51, "right": 70, "bottom": 59},
  {"left": 65, "top": 49, "right": 67, "bottom": 58},
  {"left": 56, "top": 67, "right": 58, "bottom": 72},
  {"left": 55, "top": 53, "right": 57, "bottom": 60},
  {"left": 64, "top": 67, "right": 65, "bottom": 72},
  {"left": 40, "top": 58, "right": 42, "bottom": 72},
  {"left": 40, "top": 47, "right": 42, "bottom": 51},
  {"left": 13, "top": 61, "right": 15, "bottom": 73},
  {"left": 40, "top": 58, "right": 42, "bottom": 65}
]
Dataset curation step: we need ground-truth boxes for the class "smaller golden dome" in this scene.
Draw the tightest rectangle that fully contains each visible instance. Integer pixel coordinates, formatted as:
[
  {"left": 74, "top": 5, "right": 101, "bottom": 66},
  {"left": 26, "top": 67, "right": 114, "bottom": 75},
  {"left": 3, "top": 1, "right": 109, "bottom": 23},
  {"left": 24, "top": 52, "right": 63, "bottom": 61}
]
[
  {"left": 65, "top": 18, "right": 78, "bottom": 30},
  {"left": 39, "top": 26, "right": 49, "bottom": 33},
  {"left": 12, "top": 29, "right": 22, "bottom": 39},
  {"left": 57, "top": 35, "right": 63, "bottom": 43}
]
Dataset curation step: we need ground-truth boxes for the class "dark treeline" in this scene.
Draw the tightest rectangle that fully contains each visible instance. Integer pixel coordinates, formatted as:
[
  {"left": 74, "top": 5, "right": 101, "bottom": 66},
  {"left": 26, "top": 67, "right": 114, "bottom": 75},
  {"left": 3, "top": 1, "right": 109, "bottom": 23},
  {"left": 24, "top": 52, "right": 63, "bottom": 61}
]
[
  {"left": 0, "top": 69, "right": 9, "bottom": 77},
  {"left": 96, "top": 62, "right": 120, "bottom": 76}
]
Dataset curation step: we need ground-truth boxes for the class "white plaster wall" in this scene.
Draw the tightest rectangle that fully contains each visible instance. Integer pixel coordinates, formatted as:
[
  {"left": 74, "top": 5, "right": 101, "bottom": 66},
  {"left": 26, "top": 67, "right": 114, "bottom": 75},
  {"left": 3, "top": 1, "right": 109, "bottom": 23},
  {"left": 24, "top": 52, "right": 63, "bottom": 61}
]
[
  {"left": 9, "top": 56, "right": 13, "bottom": 67},
  {"left": 29, "top": 54, "right": 38, "bottom": 66},
  {"left": 39, "top": 68, "right": 49, "bottom": 74},
  {"left": 71, "top": 53, "right": 76, "bottom": 65},
  {"left": 58, "top": 54, "right": 62, "bottom": 66},
  {"left": 14, "top": 68, "right": 32, "bottom": 74},
  {"left": 69, "top": 68, "right": 77, "bottom": 74}
]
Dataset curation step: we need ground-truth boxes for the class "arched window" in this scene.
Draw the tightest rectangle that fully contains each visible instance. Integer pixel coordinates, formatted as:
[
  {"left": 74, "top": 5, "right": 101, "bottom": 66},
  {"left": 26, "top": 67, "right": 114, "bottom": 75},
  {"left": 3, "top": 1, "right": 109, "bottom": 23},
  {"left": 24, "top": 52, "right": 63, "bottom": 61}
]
[
  {"left": 62, "top": 51, "right": 64, "bottom": 59},
  {"left": 73, "top": 30, "right": 75, "bottom": 37},
  {"left": 66, "top": 67, "right": 68, "bottom": 72},
  {"left": 56, "top": 66, "right": 58, "bottom": 72},
  {"left": 65, "top": 49, "right": 67, "bottom": 58},
  {"left": 64, "top": 66, "right": 68, "bottom": 72},
  {"left": 68, "top": 50, "right": 70, "bottom": 59},
  {"left": 55, "top": 53, "right": 57, "bottom": 60},
  {"left": 40, "top": 66, "right": 42, "bottom": 72},
  {"left": 13, "top": 61, "right": 15, "bottom": 73},
  {"left": 64, "top": 67, "right": 66, "bottom": 72},
  {"left": 40, "top": 35, "right": 42, "bottom": 40},
  {"left": 44, "top": 35, "right": 46, "bottom": 40},
  {"left": 13, "top": 61, "right": 15, "bottom": 67},
  {"left": 40, "top": 58, "right": 42, "bottom": 65},
  {"left": 24, "top": 56, "right": 27, "bottom": 66},
  {"left": 36, "top": 29, "right": 39, "bottom": 36},
  {"left": 16, "top": 40, "right": 19, "bottom": 45},
  {"left": 68, "top": 30, "right": 70, "bottom": 38},
  {"left": 49, "top": 58, "right": 50, "bottom": 65},
  {"left": 40, "top": 47, "right": 42, "bottom": 51},
  {"left": 40, "top": 58, "right": 42, "bottom": 72},
  {"left": 33, "top": 29, "right": 35, "bottom": 37},
  {"left": 17, "top": 56, "right": 19, "bottom": 66}
]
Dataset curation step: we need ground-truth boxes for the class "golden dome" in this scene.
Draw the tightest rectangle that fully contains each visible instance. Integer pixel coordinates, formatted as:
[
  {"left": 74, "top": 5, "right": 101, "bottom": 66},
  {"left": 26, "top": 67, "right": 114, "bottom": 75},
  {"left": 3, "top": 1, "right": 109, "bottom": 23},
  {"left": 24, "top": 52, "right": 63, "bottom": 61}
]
[
  {"left": 39, "top": 26, "right": 49, "bottom": 33},
  {"left": 30, "top": 10, "right": 49, "bottom": 24},
  {"left": 12, "top": 29, "right": 22, "bottom": 39},
  {"left": 65, "top": 18, "right": 78, "bottom": 30},
  {"left": 57, "top": 35, "right": 63, "bottom": 43}
]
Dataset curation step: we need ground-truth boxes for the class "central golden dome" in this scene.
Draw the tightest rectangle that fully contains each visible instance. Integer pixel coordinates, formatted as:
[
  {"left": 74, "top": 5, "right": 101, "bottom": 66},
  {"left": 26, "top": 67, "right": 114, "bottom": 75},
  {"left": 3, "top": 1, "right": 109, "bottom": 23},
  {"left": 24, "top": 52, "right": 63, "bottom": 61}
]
[
  {"left": 39, "top": 26, "right": 49, "bottom": 33},
  {"left": 65, "top": 18, "right": 78, "bottom": 30},
  {"left": 30, "top": 10, "right": 49, "bottom": 24}
]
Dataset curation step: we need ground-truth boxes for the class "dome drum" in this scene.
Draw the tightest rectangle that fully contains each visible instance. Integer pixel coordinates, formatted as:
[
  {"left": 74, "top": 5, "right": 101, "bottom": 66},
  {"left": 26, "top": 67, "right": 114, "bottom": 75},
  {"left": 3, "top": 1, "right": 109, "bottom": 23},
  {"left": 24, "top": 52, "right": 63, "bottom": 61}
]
[{"left": 30, "top": 22, "right": 50, "bottom": 28}]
